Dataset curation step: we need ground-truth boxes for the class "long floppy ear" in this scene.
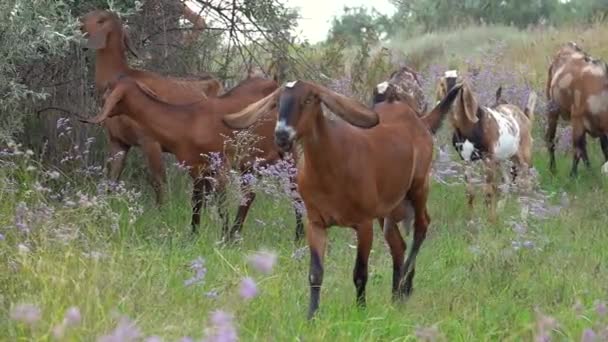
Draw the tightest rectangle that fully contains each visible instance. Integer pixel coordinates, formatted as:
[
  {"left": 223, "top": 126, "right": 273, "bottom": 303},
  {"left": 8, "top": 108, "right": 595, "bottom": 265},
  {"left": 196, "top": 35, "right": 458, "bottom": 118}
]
[
  {"left": 223, "top": 87, "right": 282, "bottom": 129},
  {"left": 85, "top": 29, "right": 109, "bottom": 50},
  {"left": 459, "top": 82, "right": 479, "bottom": 123},
  {"left": 435, "top": 78, "right": 447, "bottom": 103},
  {"left": 122, "top": 27, "right": 139, "bottom": 58},
  {"left": 314, "top": 83, "right": 379, "bottom": 128},
  {"left": 80, "top": 84, "right": 125, "bottom": 124}
]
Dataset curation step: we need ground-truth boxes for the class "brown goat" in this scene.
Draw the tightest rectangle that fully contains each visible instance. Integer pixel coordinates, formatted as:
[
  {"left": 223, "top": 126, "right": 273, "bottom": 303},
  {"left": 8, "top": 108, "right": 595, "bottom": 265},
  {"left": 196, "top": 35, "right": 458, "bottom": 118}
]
[
  {"left": 222, "top": 80, "right": 462, "bottom": 319},
  {"left": 82, "top": 74, "right": 303, "bottom": 241},
  {"left": 372, "top": 65, "right": 428, "bottom": 115},
  {"left": 80, "top": 9, "right": 223, "bottom": 205},
  {"left": 545, "top": 42, "right": 608, "bottom": 176},
  {"left": 436, "top": 72, "right": 537, "bottom": 221}
]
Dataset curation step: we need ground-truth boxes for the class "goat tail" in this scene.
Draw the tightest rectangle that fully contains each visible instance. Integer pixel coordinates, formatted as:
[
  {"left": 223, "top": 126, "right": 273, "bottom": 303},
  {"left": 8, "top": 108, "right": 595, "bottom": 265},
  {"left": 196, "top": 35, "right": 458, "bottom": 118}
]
[
  {"left": 525, "top": 91, "right": 537, "bottom": 122},
  {"left": 421, "top": 83, "right": 462, "bottom": 135}
]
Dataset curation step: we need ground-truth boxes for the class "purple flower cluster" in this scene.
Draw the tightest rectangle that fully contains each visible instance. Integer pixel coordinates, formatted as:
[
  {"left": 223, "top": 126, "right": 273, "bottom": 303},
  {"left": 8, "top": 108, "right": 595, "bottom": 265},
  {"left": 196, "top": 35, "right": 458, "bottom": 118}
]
[{"left": 184, "top": 256, "right": 207, "bottom": 287}]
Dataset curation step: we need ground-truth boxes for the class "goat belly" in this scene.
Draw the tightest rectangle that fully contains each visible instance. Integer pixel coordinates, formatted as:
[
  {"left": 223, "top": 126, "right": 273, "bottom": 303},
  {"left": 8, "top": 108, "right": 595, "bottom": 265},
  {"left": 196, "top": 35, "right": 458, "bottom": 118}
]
[{"left": 487, "top": 108, "right": 520, "bottom": 160}]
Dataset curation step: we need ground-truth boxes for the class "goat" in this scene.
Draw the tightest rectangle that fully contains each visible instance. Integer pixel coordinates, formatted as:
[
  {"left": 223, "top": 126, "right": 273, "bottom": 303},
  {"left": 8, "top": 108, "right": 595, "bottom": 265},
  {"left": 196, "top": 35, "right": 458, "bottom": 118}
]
[
  {"left": 372, "top": 65, "right": 428, "bottom": 115},
  {"left": 80, "top": 9, "right": 224, "bottom": 205},
  {"left": 82, "top": 74, "right": 304, "bottom": 242},
  {"left": 436, "top": 71, "right": 537, "bottom": 221},
  {"left": 545, "top": 42, "right": 608, "bottom": 176},
  {"left": 222, "top": 79, "right": 461, "bottom": 319}
]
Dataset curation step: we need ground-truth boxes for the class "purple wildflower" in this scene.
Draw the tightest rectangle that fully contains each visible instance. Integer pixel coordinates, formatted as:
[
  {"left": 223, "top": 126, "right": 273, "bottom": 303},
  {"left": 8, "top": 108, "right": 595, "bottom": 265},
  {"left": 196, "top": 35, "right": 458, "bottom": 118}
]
[
  {"left": 205, "top": 310, "right": 237, "bottom": 342},
  {"left": 239, "top": 277, "right": 258, "bottom": 300},
  {"left": 10, "top": 303, "right": 41, "bottom": 325},
  {"left": 184, "top": 257, "right": 207, "bottom": 287},
  {"left": 581, "top": 328, "right": 597, "bottom": 342},
  {"left": 145, "top": 336, "right": 163, "bottom": 342},
  {"left": 64, "top": 306, "right": 82, "bottom": 326},
  {"left": 414, "top": 324, "right": 443, "bottom": 341},
  {"left": 292, "top": 246, "right": 308, "bottom": 261},
  {"left": 14, "top": 202, "right": 29, "bottom": 233},
  {"left": 247, "top": 250, "right": 277, "bottom": 275},
  {"left": 596, "top": 301, "right": 606, "bottom": 316},
  {"left": 97, "top": 316, "right": 142, "bottom": 342}
]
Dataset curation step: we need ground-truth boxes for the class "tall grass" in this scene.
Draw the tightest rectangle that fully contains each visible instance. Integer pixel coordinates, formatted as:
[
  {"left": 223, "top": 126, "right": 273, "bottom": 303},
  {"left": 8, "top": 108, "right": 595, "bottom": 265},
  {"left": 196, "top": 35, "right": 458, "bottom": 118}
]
[{"left": 2, "top": 23, "right": 608, "bottom": 341}]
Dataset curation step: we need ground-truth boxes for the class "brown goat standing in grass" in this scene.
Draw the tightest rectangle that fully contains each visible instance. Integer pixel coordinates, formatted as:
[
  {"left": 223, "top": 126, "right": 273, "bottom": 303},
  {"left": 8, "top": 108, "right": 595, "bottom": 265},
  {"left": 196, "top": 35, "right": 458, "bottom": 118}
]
[
  {"left": 371, "top": 65, "right": 428, "bottom": 115},
  {"left": 545, "top": 42, "right": 608, "bottom": 176},
  {"left": 80, "top": 9, "right": 223, "bottom": 205},
  {"left": 83, "top": 74, "right": 304, "bottom": 241},
  {"left": 222, "top": 79, "right": 462, "bottom": 319},
  {"left": 436, "top": 71, "right": 537, "bottom": 222}
]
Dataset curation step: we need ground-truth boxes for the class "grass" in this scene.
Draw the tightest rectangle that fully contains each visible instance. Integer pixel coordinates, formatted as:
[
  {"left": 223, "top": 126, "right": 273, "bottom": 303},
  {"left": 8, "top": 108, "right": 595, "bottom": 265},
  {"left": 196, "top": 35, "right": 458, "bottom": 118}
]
[{"left": 2, "top": 23, "right": 608, "bottom": 341}]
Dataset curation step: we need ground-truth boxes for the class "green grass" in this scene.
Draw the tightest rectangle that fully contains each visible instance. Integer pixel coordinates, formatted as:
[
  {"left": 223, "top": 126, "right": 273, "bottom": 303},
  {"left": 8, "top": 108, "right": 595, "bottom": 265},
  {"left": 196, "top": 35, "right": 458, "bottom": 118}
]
[
  {"left": 3, "top": 23, "right": 608, "bottom": 341},
  {"left": 1, "top": 137, "right": 607, "bottom": 341}
]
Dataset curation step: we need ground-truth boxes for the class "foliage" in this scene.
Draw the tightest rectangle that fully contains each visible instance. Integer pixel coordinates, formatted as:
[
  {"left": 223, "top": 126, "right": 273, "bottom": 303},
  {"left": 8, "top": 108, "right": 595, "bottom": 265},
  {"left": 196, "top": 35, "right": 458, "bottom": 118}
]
[{"left": 328, "top": 6, "right": 394, "bottom": 46}]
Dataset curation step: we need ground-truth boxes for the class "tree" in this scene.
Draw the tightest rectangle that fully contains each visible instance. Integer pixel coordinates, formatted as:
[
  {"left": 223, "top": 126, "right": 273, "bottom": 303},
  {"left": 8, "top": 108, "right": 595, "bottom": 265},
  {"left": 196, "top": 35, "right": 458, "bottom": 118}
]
[{"left": 328, "top": 6, "right": 393, "bottom": 45}]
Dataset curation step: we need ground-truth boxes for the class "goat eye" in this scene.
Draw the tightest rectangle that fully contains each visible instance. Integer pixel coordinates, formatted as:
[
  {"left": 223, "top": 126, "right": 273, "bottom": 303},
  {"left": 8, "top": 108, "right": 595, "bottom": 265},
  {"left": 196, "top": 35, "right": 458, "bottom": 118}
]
[{"left": 97, "top": 18, "right": 105, "bottom": 24}]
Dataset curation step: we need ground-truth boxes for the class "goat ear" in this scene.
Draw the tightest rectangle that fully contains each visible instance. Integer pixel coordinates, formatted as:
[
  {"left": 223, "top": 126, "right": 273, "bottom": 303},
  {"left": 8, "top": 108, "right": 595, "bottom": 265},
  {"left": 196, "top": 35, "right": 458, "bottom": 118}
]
[
  {"left": 223, "top": 87, "right": 282, "bottom": 129},
  {"left": 495, "top": 86, "right": 503, "bottom": 104},
  {"left": 81, "top": 85, "right": 125, "bottom": 124},
  {"left": 435, "top": 79, "right": 447, "bottom": 103},
  {"left": 315, "top": 84, "right": 379, "bottom": 128},
  {"left": 85, "top": 29, "right": 109, "bottom": 50},
  {"left": 460, "top": 83, "right": 479, "bottom": 123},
  {"left": 122, "top": 27, "right": 139, "bottom": 58}
]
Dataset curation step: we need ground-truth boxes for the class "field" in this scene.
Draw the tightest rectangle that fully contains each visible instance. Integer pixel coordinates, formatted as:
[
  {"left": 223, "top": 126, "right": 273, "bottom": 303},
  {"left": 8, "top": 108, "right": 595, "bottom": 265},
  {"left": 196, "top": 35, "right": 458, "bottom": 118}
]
[{"left": 2, "top": 23, "right": 608, "bottom": 341}]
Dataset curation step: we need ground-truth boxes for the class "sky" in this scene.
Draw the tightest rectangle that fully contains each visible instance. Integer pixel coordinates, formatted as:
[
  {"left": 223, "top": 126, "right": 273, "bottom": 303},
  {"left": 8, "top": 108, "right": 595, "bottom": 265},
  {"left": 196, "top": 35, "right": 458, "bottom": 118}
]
[{"left": 286, "top": 0, "right": 397, "bottom": 43}]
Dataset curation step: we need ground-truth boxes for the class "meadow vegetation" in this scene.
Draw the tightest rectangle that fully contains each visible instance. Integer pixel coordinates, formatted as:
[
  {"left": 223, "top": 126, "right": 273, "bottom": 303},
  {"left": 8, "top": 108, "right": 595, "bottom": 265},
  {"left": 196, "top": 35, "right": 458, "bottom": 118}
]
[{"left": 2, "top": 2, "right": 608, "bottom": 341}]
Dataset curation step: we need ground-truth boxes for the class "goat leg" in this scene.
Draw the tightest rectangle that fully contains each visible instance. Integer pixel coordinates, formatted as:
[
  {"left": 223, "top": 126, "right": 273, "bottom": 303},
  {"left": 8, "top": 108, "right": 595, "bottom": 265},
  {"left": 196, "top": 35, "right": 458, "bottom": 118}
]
[
  {"left": 353, "top": 220, "right": 373, "bottom": 308},
  {"left": 293, "top": 199, "right": 305, "bottom": 242},
  {"left": 483, "top": 158, "right": 498, "bottom": 223},
  {"left": 400, "top": 184, "right": 430, "bottom": 297},
  {"left": 545, "top": 103, "right": 559, "bottom": 174},
  {"left": 570, "top": 115, "right": 587, "bottom": 178},
  {"left": 463, "top": 165, "right": 475, "bottom": 220},
  {"left": 382, "top": 217, "right": 405, "bottom": 301},
  {"left": 600, "top": 135, "right": 608, "bottom": 163},
  {"left": 106, "top": 140, "right": 129, "bottom": 186},
  {"left": 228, "top": 188, "right": 256, "bottom": 240},
  {"left": 190, "top": 176, "right": 206, "bottom": 234},
  {"left": 141, "top": 139, "right": 166, "bottom": 207},
  {"left": 307, "top": 220, "right": 327, "bottom": 320}
]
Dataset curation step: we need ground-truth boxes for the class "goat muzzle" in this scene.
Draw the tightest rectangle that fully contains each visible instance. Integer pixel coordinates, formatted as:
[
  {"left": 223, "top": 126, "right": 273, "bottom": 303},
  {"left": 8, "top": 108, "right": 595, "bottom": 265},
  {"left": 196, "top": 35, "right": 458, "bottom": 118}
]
[{"left": 274, "top": 128, "right": 295, "bottom": 152}]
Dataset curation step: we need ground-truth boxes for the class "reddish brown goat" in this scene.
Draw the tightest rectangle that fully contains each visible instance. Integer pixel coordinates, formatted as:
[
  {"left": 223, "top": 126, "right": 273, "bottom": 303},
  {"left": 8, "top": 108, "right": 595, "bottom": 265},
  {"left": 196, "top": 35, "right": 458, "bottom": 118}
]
[
  {"left": 545, "top": 42, "right": 608, "bottom": 176},
  {"left": 83, "top": 74, "right": 304, "bottom": 241},
  {"left": 80, "top": 9, "right": 223, "bottom": 205},
  {"left": 222, "top": 80, "right": 461, "bottom": 319}
]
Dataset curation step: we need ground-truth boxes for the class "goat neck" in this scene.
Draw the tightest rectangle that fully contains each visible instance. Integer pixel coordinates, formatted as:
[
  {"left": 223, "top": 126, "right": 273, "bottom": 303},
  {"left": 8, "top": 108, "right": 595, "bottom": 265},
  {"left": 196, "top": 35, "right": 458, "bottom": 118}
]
[{"left": 94, "top": 30, "right": 129, "bottom": 89}]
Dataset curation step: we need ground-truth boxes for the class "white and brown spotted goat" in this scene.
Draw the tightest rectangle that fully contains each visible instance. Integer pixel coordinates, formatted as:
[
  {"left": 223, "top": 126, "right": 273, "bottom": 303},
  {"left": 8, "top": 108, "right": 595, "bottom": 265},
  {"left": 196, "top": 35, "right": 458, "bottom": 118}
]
[
  {"left": 372, "top": 65, "right": 428, "bottom": 115},
  {"left": 437, "top": 70, "right": 537, "bottom": 221},
  {"left": 545, "top": 42, "right": 608, "bottom": 176}
]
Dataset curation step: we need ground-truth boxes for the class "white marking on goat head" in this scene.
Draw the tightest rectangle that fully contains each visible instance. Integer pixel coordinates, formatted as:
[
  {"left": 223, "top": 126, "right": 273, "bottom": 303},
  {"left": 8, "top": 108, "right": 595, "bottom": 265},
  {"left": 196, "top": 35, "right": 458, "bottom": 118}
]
[
  {"left": 487, "top": 107, "right": 520, "bottom": 160},
  {"left": 602, "top": 161, "right": 608, "bottom": 174},
  {"left": 444, "top": 70, "right": 458, "bottom": 78},
  {"left": 285, "top": 81, "right": 298, "bottom": 88},
  {"left": 376, "top": 81, "right": 389, "bottom": 94},
  {"left": 460, "top": 139, "right": 476, "bottom": 162},
  {"left": 275, "top": 119, "right": 296, "bottom": 139},
  {"left": 587, "top": 90, "right": 608, "bottom": 115}
]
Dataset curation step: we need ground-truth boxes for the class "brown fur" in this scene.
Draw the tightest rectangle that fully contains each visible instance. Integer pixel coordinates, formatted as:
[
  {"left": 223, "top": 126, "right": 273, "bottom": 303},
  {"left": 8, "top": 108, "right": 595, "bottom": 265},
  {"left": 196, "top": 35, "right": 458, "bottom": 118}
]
[
  {"left": 223, "top": 80, "right": 461, "bottom": 319},
  {"left": 84, "top": 75, "right": 304, "bottom": 241},
  {"left": 80, "top": 9, "right": 224, "bottom": 205},
  {"left": 545, "top": 42, "right": 608, "bottom": 176},
  {"left": 437, "top": 77, "right": 536, "bottom": 222}
]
